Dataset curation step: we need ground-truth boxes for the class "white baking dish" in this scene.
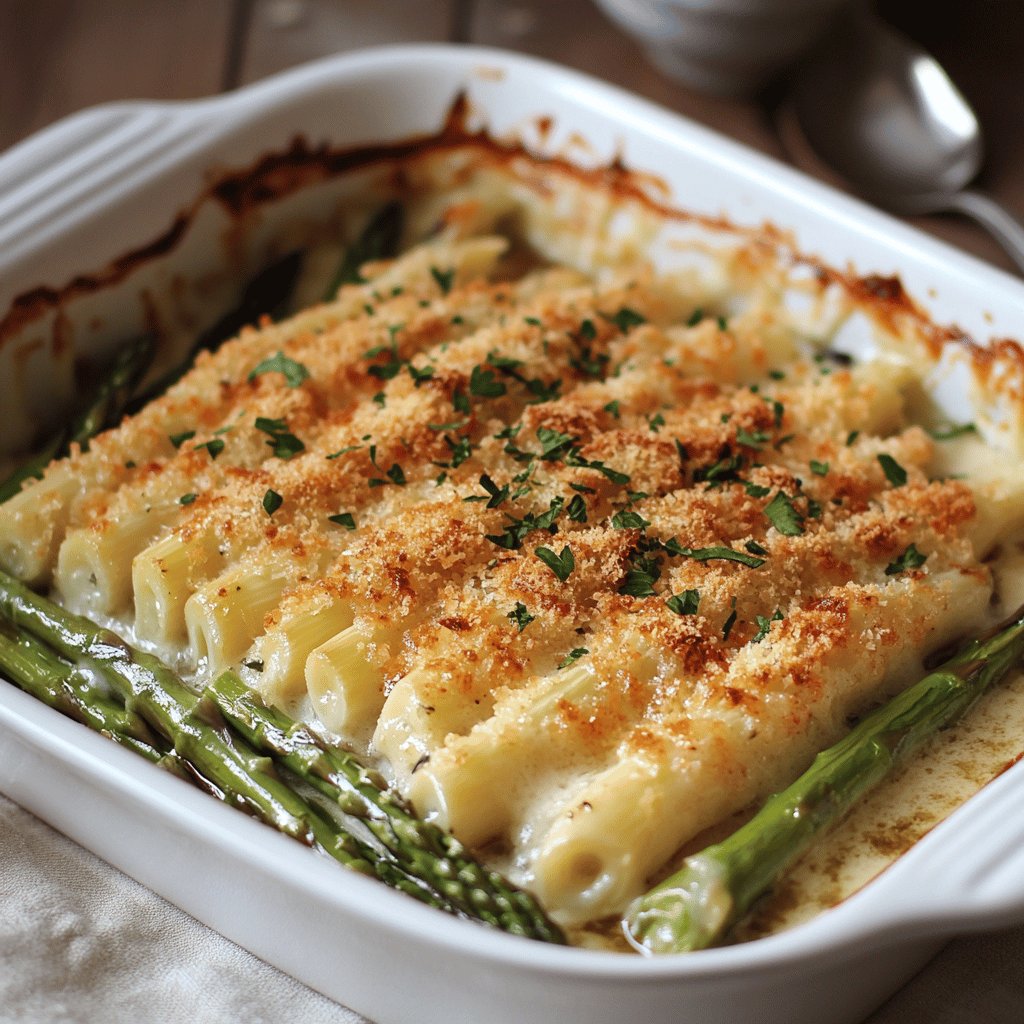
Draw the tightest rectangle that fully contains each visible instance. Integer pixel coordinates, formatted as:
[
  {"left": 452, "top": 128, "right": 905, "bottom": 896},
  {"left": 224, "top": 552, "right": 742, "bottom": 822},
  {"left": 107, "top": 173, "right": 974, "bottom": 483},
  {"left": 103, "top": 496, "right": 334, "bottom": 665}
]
[{"left": 1, "top": 45, "right": 1024, "bottom": 1024}]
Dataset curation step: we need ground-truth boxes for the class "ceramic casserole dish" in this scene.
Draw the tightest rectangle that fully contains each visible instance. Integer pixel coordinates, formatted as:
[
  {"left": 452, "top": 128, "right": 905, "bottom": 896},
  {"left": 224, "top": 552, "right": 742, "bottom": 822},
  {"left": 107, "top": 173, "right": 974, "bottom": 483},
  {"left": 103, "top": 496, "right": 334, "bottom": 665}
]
[{"left": 1, "top": 45, "right": 1024, "bottom": 1024}]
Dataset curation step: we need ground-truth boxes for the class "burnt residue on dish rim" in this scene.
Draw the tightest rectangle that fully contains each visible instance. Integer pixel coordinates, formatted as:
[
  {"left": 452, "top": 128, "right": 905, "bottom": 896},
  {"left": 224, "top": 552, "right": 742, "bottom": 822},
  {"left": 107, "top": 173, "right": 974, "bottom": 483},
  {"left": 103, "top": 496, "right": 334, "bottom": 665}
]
[{"left": 2, "top": 91, "right": 1022, "bottom": 397}]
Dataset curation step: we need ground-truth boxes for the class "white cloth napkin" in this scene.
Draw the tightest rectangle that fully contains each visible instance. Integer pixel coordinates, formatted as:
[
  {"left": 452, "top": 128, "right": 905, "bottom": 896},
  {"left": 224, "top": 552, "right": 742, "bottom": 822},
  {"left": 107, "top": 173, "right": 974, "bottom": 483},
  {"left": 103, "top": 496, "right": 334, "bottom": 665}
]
[
  {"left": 0, "top": 794, "right": 366, "bottom": 1024},
  {"left": 2, "top": 792, "right": 1022, "bottom": 1023}
]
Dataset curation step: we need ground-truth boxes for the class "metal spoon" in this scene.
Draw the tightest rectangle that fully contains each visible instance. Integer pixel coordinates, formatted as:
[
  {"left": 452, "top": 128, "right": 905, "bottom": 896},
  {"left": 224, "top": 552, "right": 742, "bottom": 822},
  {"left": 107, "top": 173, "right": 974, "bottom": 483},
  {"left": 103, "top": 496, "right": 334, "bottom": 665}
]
[{"left": 791, "top": 8, "right": 1024, "bottom": 274}]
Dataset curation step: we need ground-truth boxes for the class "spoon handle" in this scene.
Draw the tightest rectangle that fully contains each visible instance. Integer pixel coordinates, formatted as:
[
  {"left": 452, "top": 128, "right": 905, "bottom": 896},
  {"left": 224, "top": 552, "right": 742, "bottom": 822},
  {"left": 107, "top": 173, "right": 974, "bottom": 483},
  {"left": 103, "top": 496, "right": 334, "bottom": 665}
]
[{"left": 944, "top": 190, "right": 1024, "bottom": 276}]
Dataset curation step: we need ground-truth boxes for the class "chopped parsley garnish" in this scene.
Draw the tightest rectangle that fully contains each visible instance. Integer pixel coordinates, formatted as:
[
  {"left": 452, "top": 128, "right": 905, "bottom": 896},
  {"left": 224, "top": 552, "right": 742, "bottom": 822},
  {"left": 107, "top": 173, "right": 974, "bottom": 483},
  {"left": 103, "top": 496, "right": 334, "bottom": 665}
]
[
  {"left": 477, "top": 474, "right": 509, "bottom": 509},
  {"left": 736, "top": 427, "right": 769, "bottom": 448},
  {"left": 255, "top": 417, "right": 305, "bottom": 460},
  {"left": 469, "top": 365, "right": 507, "bottom": 398},
  {"left": 179, "top": 492, "right": 197, "bottom": 506},
  {"left": 722, "top": 598, "right": 738, "bottom": 640},
  {"left": 810, "top": 459, "right": 830, "bottom": 476},
  {"left": 686, "top": 308, "right": 704, "bottom": 327},
  {"left": 430, "top": 266, "right": 455, "bottom": 294},
  {"left": 743, "top": 481, "right": 771, "bottom": 498},
  {"left": 262, "top": 489, "right": 283, "bottom": 516},
  {"left": 877, "top": 453, "right": 908, "bottom": 487},
  {"left": 169, "top": 430, "right": 196, "bottom": 448},
  {"left": 619, "top": 550, "right": 662, "bottom": 597},
  {"left": 768, "top": 369, "right": 786, "bottom": 381},
  {"left": 607, "top": 307, "right": 646, "bottom": 332},
  {"left": 648, "top": 413, "right": 666, "bottom": 433},
  {"left": 428, "top": 419, "right": 468, "bottom": 432},
  {"left": 442, "top": 434, "right": 473, "bottom": 468},
  {"left": 386, "top": 463, "right": 407, "bottom": 486},
  {"left": 570, "top": 482, "right": 597, "bottom": 495},
  {"left": 745, "top": 539, "right": 769, "bottom": 556},
  {"left": 559, "top": 647, "right": 589, "bottom": 669},
  {"left": 666, "top": 590, "right": 700, "bottom": 616},
  {"left": 885, "top": 543, "right": 927, "bottom": 575},
  {"left": 328, "top": 512, "right": 356, "bottom": 530},
  {"left": 567, "top": 494, "right": 588, "bottom": 522},
  {"left": 194, "top": 438, "right": 225, "bottom": 460},
  {"left": 763, "top": 491, "right": 805, "bottom": 536},
  {"left": 452, "top": 390, "right": 471, "bottom": 415},
  {"left": 846, "top": 430, "right": 860, "bottom": 447},
  {"left": 611, "top": 509, "right": 650, "bottom": 530},
  {"left": 372, "top": 392, "right": 386, "bottom": 407},
  {"left": 695, "top": 453, "right": 743, "bottom": 485},
  {"left": 603, "top": 400, "right": 621, "bottom": 419},
  {"left": 571, "top": 347, "right": 610, "bottom": 379},
  {"left": 326, "top": 445, "right": 362, "bottom": 459},
  {"left": 928, "top": 422, "right": 976, "bottom": 441},
  {"left": 717, "top": 316, "right": 729, "bottom": 331},
  {"left": 523, "top": 376, "right": 562, "bottom": 403},
  {"left": 487, "top": 350, "right": 525, "bottom": 372},
  {"left": 579, "top": 319, "right": 597, "bottom": 342},
  {"left": 368, "top": 358, "right": 402, "bottom": 380},
  {"left": 535, "top": 544, "right": 575, "bottom": 581},
  {"left": 752, "top": 609, "right": 783, "bottom": 643},
  {"left": 407, "top": 363, "right": 435, "bottom": 386},
  {"left": 248, "top": 351, "right": 310, "bottom": 389},
  {"left": 663, "top": 541, "right": 765, "bottom": 569},
  {"left": 507, "top": 602, "right": 535, "bottom": 633},
  {"left": 537, "top": 426, "right": 576, "bottom": 461},
  {"left": 524, "top": 316, "right": 543, "bottom": 327}
]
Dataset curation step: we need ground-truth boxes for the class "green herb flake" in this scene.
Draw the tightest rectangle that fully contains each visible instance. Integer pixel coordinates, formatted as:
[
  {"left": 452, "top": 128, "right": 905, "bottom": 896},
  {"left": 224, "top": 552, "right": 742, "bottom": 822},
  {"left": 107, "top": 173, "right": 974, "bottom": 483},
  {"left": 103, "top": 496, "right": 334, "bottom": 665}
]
[
  {"left": 764, "top": 491, "right": 805, "bottom": 536},
  {"left": 469, "top": 365, "right": 507, "bottom": 399},
  {"left": 179, "top": 492, "right": 197, "bottom": 506},
  {"left": 567, "top": 494, "right": 588, "bottom": 522},
  {"left": 744, "top": 539, "right": 769, "bottom": 556},
  {"left": 648, "top": 412, "right": 666, "bottom": 433},
  {"left": 686, "top": 308, "right": 704, "bottom": 327},
  {"left": 507, "top": 602, "right": 535, "bottom": 633},
  {"left": 255, "top": 416, "right": 305, "bottom": 460},
  {"left": 717, "top": 316, "right": 729, "bottom": 331},
  {"left": 535, "top": 544, "right": 575, "bottom": 581},
  {"left": 885, "top": 543, "right": 927, "bottom": 575},
  {"left": 328, "top": 512, "right": 356, "bottom": 530},
  {"left": 579, "top": 319, "right": 597, "bottom": 342},
  {"left": 603, "top": 400, "right": 621, "bottom": 419},
  {"left": 430, "top": 266, "right": 455, "bottom": 294},
  {"left": 752, "top": 608, "right": 784, "bottom": 643},
  {"left": 768, "top": 369, "right": 786, "bottom": 381},
  {"left": 664, "top": 541, "right": 765, "bottom": 569},
  {"left": 169, "top": 430, "right": 196, "bottom": 449},
  {"left": 524, "top": 316, "right": 543, "bottom": 328},
  {"left": 608, "top": 307, "right": 646, "bottom": 332},
  {"left": 537, "top": 426, "right": 576, "bottom": 461},
  {"left": 736, "top": 427, "right": 769, "bottom": 448},
  {"left": 386, "top": 463, "right": 407, "bottom": 486},
  {"left": 326, "top": 445, "right": 362, "bottom": 459},
  {"left": 877, "top": 453, "right": 908, "bottom": 487},
  {"left": 194, "top": 438, "right": 225, "bottom": 461},
  {"left": 744, "top": 481, "right": 771, "bottom": 498},
  {"left": 248, "top": 351, "right": 310, "bottom": 389},
  {"left": 846, "top": 430, "right": 860, "bottom": 447},
  {"left": 262, "top": 489, "right": 283, "bottom": 516},
  {"left": 452, "top": 390, "right": 471, "bottom": 415},
  {"left": 372, "top": 393, "right": 386, "bottom": 408},
  {"left": 722, "top": 598, "right": 738, "bottom": 641},
  {"left": 611, "top": 509, "right": 650, "bottom": 530},
  {"left": 478, "top": 473, "right": 509, "bottom": 509},
  {"left": 559, "top": 647, "right": 589, "bottom": 669},
  {"left": 666, "top": 590, "right": 700, "bottom": 616},
  {"left": 928, "top": 422, "right": 977, "bottom": 441},
  {"left": 810, "top": 459, "right": 830, "bottom": 476}
]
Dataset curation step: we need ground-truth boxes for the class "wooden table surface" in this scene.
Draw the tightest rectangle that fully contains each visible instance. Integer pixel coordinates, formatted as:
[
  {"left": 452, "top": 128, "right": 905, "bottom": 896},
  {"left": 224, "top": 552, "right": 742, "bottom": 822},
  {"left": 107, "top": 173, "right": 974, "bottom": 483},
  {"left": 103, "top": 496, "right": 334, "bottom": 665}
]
[{"left": 1, "top": 2, "right": 1023, "bottom": 1022}]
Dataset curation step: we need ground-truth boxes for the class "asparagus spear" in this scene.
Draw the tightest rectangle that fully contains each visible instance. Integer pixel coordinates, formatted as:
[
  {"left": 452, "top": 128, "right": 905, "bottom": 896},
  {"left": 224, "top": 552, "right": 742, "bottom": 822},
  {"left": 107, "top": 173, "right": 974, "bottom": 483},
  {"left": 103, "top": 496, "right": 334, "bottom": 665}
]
[
  {"left": 323, "top": 201, "right": 404, "bottom": 300},
  {"left": 0, "top": 333, "right": 155, "bottom": 502},
  {"left": 0, "top": 619, "right": 168, "bottom": 764},
  {"left": 208, "top": 670, "right": 565, "bottom": 942},
  {"left": 626, "top": 606, "right": 1024, "bottom": 954},
  {"left": 0, "top": 569, "right": 471, "bottom": 913}
]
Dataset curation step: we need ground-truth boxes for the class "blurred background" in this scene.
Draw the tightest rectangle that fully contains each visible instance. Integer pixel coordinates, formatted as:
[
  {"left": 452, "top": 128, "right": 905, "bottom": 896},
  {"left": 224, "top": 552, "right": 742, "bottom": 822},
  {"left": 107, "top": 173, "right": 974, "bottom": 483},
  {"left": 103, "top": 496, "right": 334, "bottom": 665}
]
[{"left": 0, "top": 0, "right": 1021, "bottom": 272}]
